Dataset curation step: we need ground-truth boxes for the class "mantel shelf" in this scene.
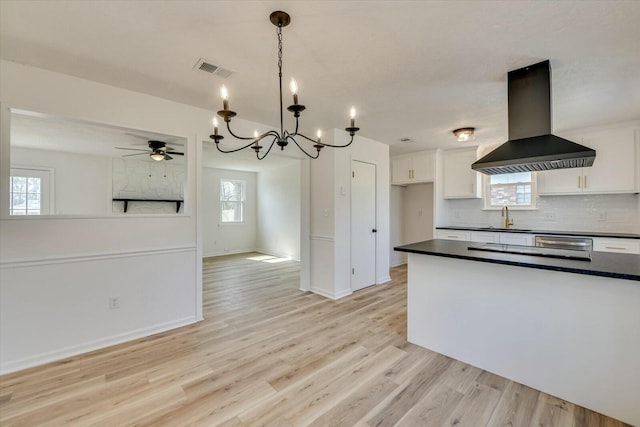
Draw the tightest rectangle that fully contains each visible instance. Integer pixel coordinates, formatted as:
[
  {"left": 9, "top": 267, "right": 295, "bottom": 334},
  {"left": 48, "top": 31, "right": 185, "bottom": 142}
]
[{"left": 112, "top": 198, "right": 183, "bottom": 213}]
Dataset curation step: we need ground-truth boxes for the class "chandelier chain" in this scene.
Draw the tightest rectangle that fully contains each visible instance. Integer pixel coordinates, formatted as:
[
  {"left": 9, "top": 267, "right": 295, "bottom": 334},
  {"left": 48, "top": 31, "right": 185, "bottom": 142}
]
[{"left": 277, "top": 25, "right": 283, "bottom": 76}]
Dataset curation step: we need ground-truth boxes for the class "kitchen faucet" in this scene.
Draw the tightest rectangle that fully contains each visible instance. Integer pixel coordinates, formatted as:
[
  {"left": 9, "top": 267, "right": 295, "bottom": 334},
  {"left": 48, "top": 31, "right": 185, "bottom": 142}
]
[{"left": 501, "top": 206, "right": 514, "bottom": 229}]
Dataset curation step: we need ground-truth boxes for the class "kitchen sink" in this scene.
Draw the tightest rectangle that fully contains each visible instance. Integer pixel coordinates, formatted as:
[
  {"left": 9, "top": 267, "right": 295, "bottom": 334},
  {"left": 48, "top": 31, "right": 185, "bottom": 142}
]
[{"left": 476, "top": 227, "right": 533, "bottom": 232}]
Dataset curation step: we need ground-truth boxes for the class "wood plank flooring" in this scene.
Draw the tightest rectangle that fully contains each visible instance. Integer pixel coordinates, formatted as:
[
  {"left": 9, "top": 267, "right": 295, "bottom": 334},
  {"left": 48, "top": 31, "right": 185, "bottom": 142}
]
[{"left": 0, "top": 252, "right": 630, "bottom": 426}]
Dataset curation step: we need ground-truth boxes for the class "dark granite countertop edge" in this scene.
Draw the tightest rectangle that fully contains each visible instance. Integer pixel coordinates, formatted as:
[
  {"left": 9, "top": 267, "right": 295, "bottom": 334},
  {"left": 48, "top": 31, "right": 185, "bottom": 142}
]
[
  {"left": 436, "top": 226, "right": 640, "bottom": 239},
  {"left": 395, "top": 243, "right": 640, "bottom": 282}
]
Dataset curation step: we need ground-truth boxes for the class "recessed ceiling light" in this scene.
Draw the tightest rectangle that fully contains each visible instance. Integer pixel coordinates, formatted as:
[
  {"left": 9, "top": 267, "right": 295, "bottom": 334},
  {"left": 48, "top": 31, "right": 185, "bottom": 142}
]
[
  {"left": 399, "top": 137, "right": 413, "bottom": 143},
  {"left": 452, "top": 127, "right": 475, "bottom": 142}
]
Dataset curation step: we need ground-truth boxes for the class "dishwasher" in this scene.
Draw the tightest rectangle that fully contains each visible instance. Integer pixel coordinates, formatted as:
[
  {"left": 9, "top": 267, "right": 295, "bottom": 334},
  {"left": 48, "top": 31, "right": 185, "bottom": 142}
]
[{"left": 535, "top": 235, "right": 593, "bottom": 252}]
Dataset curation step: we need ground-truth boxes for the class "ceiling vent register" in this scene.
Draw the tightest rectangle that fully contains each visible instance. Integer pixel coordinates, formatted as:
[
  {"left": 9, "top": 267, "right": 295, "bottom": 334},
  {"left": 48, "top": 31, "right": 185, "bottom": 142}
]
[{"left": 194, "top": 58, "right": 233, "bottom": 78}]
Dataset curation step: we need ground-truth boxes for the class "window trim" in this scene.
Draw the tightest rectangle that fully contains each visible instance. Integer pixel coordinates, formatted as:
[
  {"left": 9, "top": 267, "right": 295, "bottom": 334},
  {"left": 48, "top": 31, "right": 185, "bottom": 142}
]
[
  {"left": 220, "top": 178, "right": 246, "bottom": 223},
  {"left": 482, "top": 172, "right": 538, "bottom": 211},
  {"left": 9, "top": 166, "right": 54, "bottom": 216}
]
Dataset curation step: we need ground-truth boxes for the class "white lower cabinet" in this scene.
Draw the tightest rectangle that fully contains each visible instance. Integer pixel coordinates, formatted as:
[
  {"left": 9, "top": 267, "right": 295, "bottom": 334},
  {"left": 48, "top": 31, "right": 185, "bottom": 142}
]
[
  {"left": 498, "top": 233, "right": 534, "bottom": 246},
  {"left": 593, "top": 238, "right": 640, "bottom": 255},
  {"left": 470, "top": 231, "right": 500, "bottom": 243},
  {"left": 435, "top": 229, "right": 471, "bottom": 241},
  {"left": 438, "top": 229, "right": 534, "bottom": 246}
]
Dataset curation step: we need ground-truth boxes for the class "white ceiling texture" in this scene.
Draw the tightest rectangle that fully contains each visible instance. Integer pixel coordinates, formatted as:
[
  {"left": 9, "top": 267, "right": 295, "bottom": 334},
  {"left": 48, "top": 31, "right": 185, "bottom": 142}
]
[{"left": 2, "top": 0, "right": 639, "bottom": 158}]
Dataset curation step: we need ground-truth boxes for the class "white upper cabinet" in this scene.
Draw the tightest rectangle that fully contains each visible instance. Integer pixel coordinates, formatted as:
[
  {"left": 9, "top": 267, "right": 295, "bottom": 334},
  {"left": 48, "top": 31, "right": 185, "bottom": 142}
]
[
  {"left": 538, "top": 125, "right": 638, "bottom": 195},
  {"left": 443, "top": 147, "right": 482, "bottom": 198},
  {"left": 391, "top": 151, "right": 435, "bottom": 185}
]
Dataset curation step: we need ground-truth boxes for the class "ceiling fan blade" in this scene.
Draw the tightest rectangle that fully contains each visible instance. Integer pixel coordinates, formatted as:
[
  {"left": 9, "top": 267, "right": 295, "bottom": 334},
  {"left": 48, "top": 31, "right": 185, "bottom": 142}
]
[
  {"left": 170, "top": 151, "right": 185, "bottom": 156},
  {"left": 122, "top": 152, "right": 148, "bottom": 157},
  {"left": 164, "top": 154, "right": 173, "bottom": 160},
  {"left": 115, "top": 147, "right": 149, "bottom": 152}
]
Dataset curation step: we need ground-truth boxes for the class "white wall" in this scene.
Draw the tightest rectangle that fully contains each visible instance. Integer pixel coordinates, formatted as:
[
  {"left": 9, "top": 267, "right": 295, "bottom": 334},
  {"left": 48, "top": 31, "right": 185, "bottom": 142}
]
[
  {"left": 201, "top": 167, "right": 257, "bottom": 257},
  {"left": 112, "top": 158, "right": 185, "bottom": 214},
  {"left": 389, "top": 183, "right": 434, "bottom": 267},
  {"left": 257, "top": 163, "right": 301, "bottom": 260},
  {"left": 11, "top": 147, "right": 112, "bottom": 215},
  {"left": 389, "top": 185, "right": 406, "bottom": 267},
  {"left": 0, "top": 60, "right": 207, "bottom": 373},
  {"left": 310, "top": 129, "right": 391, "bottom": 299}
]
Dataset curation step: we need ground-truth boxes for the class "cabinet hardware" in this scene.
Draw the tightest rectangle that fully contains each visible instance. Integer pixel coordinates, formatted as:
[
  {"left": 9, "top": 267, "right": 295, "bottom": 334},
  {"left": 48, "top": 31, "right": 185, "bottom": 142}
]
[
  {"left": 578, "top": 176, "right": 581, "bottom": 188},
  {"left": 447, "top": 235, "right": 459, "bottom": 239},
  {"left": 605, "top": 246, "right": 626, "bottom": 250},
  {"left": 584, "top": 176, "right": 587, "bottom": 188}
]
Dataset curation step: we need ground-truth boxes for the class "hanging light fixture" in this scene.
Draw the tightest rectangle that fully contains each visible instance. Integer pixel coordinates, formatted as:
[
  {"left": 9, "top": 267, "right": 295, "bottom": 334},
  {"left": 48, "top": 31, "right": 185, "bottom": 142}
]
[
  {"left": 209, "top": 11, "right": 360, "bottom": 160},
  {"left": 453, "top": 127, "right": 475, "bottom": 142},
  {"left": 150, "top": 150, "right": 166, "bottom": 161}
]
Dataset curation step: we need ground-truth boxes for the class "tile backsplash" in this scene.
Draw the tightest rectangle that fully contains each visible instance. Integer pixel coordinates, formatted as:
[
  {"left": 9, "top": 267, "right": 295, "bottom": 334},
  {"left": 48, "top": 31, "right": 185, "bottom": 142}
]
[{"left": 446, "top": 194, "right": 640, "bottom": 234}]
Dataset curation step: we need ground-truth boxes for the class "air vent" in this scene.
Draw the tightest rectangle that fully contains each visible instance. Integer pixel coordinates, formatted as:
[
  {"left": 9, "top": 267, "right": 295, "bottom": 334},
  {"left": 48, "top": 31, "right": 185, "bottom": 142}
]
[{"left": 194, "top": 58, "right": 233, "bottom": 78}]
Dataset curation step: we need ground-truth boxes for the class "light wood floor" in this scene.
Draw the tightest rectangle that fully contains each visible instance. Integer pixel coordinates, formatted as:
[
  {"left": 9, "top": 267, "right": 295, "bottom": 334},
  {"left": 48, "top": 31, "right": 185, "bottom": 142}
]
[{"left": 0, "top": 253, "right": 630, "bottom": 426}]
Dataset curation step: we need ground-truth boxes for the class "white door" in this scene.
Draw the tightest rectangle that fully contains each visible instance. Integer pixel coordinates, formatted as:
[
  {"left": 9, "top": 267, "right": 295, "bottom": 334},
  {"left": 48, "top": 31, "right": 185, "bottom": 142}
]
[{"left": 351, "top": 160, "right": 376, "bottom": 292}]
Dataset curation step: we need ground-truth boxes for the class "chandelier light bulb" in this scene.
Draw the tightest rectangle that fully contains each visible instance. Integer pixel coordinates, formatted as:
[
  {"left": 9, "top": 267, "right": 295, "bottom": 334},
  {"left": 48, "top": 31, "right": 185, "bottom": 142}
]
[
  {"left": 316, "top": 129, "right": 322, "bottom": 142},
  {"left": 350, "top": 107, "right": 356, "bottom": 127},
  {"left": 212, "top": 117, "right": 219, "bottom": 135},
  {"left": 220, "top": 85, "right": 229, "bottom": 110},
  {"left": 290, "top": 78, "right": 299, "bottom": 104},
  {"left": 253, "top": 130, "right": 259, "bottom": 139}
]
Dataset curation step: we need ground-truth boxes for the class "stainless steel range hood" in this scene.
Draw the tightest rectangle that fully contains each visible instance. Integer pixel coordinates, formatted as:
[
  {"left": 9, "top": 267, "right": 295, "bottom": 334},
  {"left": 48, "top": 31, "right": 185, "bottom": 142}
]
[{"left": 472, "top": 60, "right": 596, "bottom": 175}]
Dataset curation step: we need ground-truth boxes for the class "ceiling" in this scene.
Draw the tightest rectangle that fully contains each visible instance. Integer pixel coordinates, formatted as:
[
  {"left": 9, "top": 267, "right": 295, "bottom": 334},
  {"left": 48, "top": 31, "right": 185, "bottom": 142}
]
[{"left": 1, "top": 0, "right": 639, "bottom": 156}]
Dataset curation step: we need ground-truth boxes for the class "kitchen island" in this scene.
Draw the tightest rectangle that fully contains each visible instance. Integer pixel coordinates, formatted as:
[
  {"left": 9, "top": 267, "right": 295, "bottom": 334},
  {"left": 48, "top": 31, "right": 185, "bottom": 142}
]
[{"left": 395, "top": 239, "right": 640, "bottom": 426}]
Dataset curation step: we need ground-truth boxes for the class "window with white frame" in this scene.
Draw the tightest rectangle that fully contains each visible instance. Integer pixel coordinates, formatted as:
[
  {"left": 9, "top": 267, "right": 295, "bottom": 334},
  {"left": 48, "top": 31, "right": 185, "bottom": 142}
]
[
  {"left": 220, "top": 179, "right": 245, "bottom": 222},
  {"left": 484, "top": 171, "right": 536, "bottom": 209},
  {"left": 10, "top": 168, "right": 52, "bottom": 215}
]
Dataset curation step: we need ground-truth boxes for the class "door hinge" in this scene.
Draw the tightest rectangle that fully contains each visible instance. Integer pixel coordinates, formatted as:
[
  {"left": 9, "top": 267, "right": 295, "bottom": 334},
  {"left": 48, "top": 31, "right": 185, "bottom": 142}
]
[
  {"left": 352, "top": 171, "right": 355, "bottom": 178},
  {"left": 352, "top": 268, "right": 355, "bottom": 274}
]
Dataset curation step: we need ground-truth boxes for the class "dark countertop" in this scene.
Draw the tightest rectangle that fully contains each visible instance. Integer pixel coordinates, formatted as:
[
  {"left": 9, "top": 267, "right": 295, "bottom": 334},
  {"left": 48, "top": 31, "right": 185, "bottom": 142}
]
[
  {"left": 395, "top": 239, "right": 640, "bottom": 281},
  {"left": 437, "top": 226, "right": 640, "bottom": 239}
]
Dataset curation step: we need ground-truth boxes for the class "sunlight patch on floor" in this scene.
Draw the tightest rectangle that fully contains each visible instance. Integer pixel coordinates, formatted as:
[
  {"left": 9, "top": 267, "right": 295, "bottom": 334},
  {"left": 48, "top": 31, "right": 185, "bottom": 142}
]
[{"left": 246, "top": 255, "right": 291, "bottom": 263}]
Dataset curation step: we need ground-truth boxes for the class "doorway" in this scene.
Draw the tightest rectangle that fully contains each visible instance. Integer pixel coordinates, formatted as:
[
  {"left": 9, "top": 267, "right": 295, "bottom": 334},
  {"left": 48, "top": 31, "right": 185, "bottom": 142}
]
[{"left": 351, "top": 160, "right": 376, "bottom": 292}]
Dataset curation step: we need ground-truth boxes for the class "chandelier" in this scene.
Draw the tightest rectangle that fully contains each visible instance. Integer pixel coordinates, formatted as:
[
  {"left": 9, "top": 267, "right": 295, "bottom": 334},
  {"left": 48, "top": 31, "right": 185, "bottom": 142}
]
[{"left": 209, "top": 11, "right": 360, "bottom": 160}]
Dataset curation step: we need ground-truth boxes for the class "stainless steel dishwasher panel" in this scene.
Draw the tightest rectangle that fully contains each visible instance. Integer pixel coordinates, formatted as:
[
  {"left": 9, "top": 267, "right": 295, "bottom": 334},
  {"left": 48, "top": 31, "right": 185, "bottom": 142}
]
[{"left": 535, "top": 235, "right": 593, "bottom": 252}]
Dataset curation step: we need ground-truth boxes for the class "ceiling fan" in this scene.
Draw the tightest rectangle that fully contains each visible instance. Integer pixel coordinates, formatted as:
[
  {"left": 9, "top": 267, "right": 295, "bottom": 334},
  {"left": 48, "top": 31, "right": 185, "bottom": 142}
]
[{"left": 115, "top": 140, "right": 184, "bottom": 161}]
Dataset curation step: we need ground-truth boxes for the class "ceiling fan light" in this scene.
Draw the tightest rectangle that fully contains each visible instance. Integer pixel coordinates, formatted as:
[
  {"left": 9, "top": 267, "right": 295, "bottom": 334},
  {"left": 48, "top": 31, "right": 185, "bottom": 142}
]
[
  {"left": 150, "top": 152, "right": 165, "bottom": 161},
  {"left": 453, "top": 127, "right": 475, "bottom": 142}
]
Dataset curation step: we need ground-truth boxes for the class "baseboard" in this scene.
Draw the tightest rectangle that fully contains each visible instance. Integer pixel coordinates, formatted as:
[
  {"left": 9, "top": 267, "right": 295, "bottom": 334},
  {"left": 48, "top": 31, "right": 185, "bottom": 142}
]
[
  {"left": 377, "top": 275, "right": 392, "bottom": 284},
  {"left": 202, "top": 248, "right": 259, "bottom": 258},
  {"left": 390, "top": 261, "right": 407, "bottom": 268},
  {"left": 0, "top": 316, "right": 197, "bottom": 375},
  {"left": 310, "top": 286, "right": 352, "bottom": 300}
]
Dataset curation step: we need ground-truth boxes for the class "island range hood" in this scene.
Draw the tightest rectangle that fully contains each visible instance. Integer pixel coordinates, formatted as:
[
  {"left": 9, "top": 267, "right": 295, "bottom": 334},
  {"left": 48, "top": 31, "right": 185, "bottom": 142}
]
[{"left": 472, "top": 60, "right": 596, "bottom": 175}]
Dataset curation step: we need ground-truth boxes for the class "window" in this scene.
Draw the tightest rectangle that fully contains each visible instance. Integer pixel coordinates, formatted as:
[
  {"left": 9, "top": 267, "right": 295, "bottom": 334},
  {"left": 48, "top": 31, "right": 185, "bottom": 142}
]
[
  {"left": 10, "top": 168, "right": 51, "bottom": 215},
  {"left": 484, "top": 172, "right": 536, "bottom": 209},
  {"left": 220, "top": 179, "right": 245, "bottom": 222}
]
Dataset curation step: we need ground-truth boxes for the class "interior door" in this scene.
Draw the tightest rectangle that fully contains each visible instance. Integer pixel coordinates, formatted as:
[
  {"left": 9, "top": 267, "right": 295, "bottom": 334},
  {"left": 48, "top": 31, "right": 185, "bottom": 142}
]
[{"left": 351, "top": 160, "right": 376, "bottom": 292}]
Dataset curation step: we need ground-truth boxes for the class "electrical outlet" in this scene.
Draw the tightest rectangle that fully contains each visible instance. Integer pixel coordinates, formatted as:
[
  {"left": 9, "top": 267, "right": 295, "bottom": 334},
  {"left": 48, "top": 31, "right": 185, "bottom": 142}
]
[
  {"left": 109, "top": 296, "right": 120, "bottom": 310},
  {"left": 543, "top": 212, "right": 555, "bottom": 221},
  {"left": 598, "top": 211, "right": 607, "bottom": 221},
  {"left": 454, "top": 210, "right": 461, "bottom": 219}
]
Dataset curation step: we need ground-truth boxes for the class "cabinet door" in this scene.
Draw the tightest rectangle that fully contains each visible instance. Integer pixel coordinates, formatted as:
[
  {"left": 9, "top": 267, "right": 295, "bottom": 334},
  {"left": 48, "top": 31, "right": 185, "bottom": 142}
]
[
  {"left": 470, "top": 231, "right": 500, "bottom": 243},
  {"left": 499, "top": 233, "right": 534, "bottom": 246},
  {"left": 435, "top": 229, "right": 471, "bottom": 241},
  {"left": 443, "top": 149, "right": 481, "bottom": 198},
  {"left": 412, "top": 152, "right": 435, "bottom": 182},
  {"left": 582, "top": 127, "right": 637, "bottom": 194},
  {"left": 593, "top": 238, "right": 640, "bottom": 254},
  {"left": 537, "top": 168, "right": 584, "bottom": 195},
  {"left": 392, "top": 156, "right": 412, "bottom": 185}
]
